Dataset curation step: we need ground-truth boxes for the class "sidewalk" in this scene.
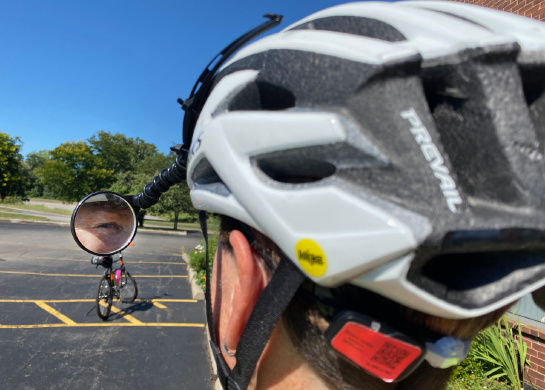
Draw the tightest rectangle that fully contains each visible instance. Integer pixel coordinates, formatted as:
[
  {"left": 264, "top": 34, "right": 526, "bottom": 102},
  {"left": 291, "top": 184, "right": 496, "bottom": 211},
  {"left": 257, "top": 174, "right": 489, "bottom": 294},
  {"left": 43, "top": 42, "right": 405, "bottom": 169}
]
[
  {"left": 0, "top": 200, "right": 194, "bottom": 236},
  {"left": 0, "top": 217, "right": 192, "bottom": 236}
]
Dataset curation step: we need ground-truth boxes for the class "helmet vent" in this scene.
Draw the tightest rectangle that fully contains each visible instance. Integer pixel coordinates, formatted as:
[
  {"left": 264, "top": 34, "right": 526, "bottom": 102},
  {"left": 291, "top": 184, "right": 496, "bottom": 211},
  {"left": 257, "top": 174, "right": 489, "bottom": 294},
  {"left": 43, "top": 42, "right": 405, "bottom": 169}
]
[
  {"left": 519, "top": 63, "right": 545, "bottom": 141},
  {"left": 254, "top": 155, "right": 336, "bottom": 184},
  {"left": 408, "top": 251, "right": 545, "bottom": 309},
  {"left": 520, "top": 63, "right": 545, "bottom": 107},
  {"left": 420, "top": 50, "right": 532, "bottom": 204},
  {"left": 191, "top": 157, "right": 223, "bottom": 185},
  {"left": 228, "top": 81, "right": 295, "bottom": 112},
  {"left": 191, "top": 158, "right": 231, "bottom": 197},
  {"left": 289, "top": 16, "right": 406, "bottom": 42},
  {"left": 253, "top": 142, "right": 386, "bottom": 184},
  {"left": 415, "top": 9, "right": 491, "bottom": 30}
]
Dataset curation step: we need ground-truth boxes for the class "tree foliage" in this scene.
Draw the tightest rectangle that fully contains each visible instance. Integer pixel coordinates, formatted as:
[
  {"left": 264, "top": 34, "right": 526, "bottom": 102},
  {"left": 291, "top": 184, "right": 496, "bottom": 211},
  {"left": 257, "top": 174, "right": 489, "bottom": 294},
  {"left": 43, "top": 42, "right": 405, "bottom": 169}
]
[
  {"left": 109, "top": 152, "right": 197, "bottom": 227},
  {"left": 472, "top": 316, "right": 531, "bottom": 390},
  {"left": 0, "top": 132, "right": 28, "bottom": 199},
  {"left": 151, "top": 182, "right": 195, "bottom": 229},
  {"left": 28, "top": 131, "right": 159, "bottom": 202},
  {"left": 20, "top": 130, "right": 195, "bottom": 224},
  {"left": 88, "top": 130, "right": 157, "bottom": 184},
  {"left": 140, "top": 153, "right": 196, "bottom": 227},
  {"left": 34, "top": 141, "right": 114, "bottom": 202},
  {"left": 25, "top": 150, "right": 50, "bottom": 197}
]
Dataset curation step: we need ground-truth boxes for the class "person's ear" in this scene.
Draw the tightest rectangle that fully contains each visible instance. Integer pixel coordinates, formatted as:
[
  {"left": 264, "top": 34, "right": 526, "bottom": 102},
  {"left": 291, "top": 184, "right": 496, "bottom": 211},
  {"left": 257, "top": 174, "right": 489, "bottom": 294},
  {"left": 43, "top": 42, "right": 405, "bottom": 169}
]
[{"left": 223, "top": 230, "right": 267, "bottom": 354}]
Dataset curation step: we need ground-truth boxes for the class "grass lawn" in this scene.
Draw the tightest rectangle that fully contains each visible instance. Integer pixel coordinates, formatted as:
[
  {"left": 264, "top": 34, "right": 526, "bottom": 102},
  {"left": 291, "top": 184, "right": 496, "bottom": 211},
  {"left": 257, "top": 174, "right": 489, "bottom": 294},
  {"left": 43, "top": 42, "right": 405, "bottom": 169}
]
[
  {"left": 29, "top": 197, "right": 76, "bottom": 205},
  {"left": 0, "top": 211, "right": 48, "bottom": 221},
  {"left": 0, "top": 204, "right": 73, "bottom": 216},
  {"left": 141, "top": 220, "right": 218, "bottom": 233},
  {"left": 1, "top": 198, "right": 215, "bottom": 233}
]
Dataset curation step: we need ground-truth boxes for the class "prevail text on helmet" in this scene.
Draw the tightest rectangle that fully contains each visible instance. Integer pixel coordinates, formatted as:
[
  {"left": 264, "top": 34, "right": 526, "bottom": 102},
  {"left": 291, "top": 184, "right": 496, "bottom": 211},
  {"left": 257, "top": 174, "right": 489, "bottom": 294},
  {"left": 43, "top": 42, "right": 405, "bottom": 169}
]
[{"left": 401, "top": 108, "right": 463, "bottom": 214}]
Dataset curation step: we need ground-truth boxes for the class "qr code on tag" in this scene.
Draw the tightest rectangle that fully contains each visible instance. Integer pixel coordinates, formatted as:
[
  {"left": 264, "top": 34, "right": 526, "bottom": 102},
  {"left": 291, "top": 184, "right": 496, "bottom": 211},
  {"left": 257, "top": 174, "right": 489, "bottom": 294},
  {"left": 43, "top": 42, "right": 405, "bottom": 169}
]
[{"left": 370, "top": 341, "right": 410, "bottom": 370}]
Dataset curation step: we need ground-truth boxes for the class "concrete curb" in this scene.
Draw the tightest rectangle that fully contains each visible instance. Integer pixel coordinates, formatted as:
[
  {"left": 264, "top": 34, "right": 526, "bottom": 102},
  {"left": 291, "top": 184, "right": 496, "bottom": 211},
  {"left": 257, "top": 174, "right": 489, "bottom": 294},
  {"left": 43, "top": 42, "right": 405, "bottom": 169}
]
[
  {"left": 184, "top": 252, "right": 222, "bottom": 390},
  {"left": 0, "top": 218, "right": 69, "bottom": 226},
  {"left": 137, "top": 228, "right": 188, "bottom": 236},
  {"left": 184, "top": 253, "right": 205, "bottom": 301}
]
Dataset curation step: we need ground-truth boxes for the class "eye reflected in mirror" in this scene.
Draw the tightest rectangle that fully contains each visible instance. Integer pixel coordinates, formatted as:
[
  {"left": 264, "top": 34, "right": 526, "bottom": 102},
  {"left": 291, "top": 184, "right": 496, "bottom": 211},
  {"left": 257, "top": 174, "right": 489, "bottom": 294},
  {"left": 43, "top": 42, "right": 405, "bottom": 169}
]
[{"left": 71, "top": 192, "right": 137, "bottom": 255}]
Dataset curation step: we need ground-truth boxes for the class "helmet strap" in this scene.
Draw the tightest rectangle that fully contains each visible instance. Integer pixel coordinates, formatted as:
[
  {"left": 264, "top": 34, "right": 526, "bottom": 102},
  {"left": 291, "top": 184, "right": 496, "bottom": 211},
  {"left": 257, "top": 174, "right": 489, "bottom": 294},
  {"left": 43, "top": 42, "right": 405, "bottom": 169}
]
[{"left": 199, "top": 211, "right": 305, "bottom": 390}]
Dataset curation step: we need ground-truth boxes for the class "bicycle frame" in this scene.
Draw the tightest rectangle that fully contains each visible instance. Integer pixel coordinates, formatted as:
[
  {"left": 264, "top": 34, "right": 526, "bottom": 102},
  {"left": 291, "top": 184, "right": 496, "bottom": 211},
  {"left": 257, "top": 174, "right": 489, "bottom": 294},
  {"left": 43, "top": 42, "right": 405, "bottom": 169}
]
[{"left": 95, "top": 252, "right": 138, "bottom": 320}]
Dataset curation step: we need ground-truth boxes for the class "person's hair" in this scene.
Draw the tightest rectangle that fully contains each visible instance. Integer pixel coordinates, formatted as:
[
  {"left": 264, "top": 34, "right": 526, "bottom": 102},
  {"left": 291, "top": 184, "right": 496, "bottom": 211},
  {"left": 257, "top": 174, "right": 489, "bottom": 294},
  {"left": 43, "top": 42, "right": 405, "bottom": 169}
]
[{"left": 217, "top": 215, "right": 509, "bottom": 390}]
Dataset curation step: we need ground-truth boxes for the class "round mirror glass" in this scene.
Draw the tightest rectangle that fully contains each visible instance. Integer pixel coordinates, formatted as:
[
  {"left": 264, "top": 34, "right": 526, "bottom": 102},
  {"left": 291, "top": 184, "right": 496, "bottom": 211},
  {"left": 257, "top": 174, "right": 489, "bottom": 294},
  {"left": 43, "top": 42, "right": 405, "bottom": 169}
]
[{"left": 71, "top": 192, "right": 137, "bottom": 255}]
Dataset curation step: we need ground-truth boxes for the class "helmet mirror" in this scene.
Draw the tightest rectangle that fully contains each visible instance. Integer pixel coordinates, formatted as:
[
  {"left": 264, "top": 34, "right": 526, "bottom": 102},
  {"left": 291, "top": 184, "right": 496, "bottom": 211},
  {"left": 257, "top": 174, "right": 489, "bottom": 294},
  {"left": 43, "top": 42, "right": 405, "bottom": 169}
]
[{"left": 71, "top": 191, "right": 137, "bottom": 255}]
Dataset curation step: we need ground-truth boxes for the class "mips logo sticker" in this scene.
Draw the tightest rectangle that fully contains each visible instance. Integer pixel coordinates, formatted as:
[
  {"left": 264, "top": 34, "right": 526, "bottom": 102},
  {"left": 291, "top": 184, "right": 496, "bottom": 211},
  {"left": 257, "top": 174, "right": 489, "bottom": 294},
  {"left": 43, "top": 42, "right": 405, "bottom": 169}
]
[{"left": 295, "top": 239, "right": 327, "bottom": 277}]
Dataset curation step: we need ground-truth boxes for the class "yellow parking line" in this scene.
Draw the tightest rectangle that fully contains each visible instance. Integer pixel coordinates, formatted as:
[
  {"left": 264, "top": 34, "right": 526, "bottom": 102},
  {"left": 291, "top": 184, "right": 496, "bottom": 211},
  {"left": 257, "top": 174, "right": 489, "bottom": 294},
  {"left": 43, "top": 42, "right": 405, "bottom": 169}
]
[
  {"left": 138, "top": 252, "right": 183, "bottom": 257},
  {"left": 132, "top": 275, "right": 188, "bottom": 278},
  {"left": 20, "top": 256, "right": 186, "bottom": 265},
  {"left": 0, "top": 299, "right": 197, "bottom": 303},
  {"left": 0, "top": 271, "right": 187, "bottom": 278},
  {"left": 151, "top": 299, "right": 197, "bottom": 303},
  {"left": 125, "top": 261, "right": 186, "bottom": 265},
  {"left": 0, "top": 299, "right": 94, "bottom": 303},
  {"left": 25, "top": 257, "right": 89, "bottom": 262},
  {"left": 0, "top": 323, "right": 205, "bottom": 329},
  {"left": 34, "top": 301, "right": 77, "bottom": 325},
  {"left": 152, "top": 301, "right": 168, "bottom": 309},
  {"left": 0, "top": 271, "right": 97, "bottom": 277},
  {"left": 106, "top": 304, "right": 143, "bottom": 324},
  {"left": 0, "top": 299, "right": 203, "bottom": 328}
]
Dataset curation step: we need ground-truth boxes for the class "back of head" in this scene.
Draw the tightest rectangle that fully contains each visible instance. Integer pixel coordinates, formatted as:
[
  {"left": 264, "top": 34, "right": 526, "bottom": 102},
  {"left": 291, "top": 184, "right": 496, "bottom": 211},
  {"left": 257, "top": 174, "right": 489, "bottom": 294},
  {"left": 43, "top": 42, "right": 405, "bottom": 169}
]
[{"left": 181, "top": 2, "right": 545, "bottom": 388}]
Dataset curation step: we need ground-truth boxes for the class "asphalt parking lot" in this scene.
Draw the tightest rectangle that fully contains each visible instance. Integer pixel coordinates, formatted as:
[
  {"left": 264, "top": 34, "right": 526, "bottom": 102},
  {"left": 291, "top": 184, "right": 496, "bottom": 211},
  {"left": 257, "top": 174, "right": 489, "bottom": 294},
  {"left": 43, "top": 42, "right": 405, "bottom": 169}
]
[{"left": 0, "top": 222, "right": 214, "bottom": 390}]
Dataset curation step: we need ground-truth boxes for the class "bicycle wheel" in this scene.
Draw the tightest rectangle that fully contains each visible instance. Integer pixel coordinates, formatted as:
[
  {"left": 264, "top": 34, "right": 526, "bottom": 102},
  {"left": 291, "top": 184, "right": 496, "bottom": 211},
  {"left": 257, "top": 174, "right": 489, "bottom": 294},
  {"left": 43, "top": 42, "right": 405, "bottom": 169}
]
[
  {"left": 119, "top": 270, "right": 138, "bottom": 303},
  {"left": 96, "top": 275, "right": 113, "bottom": 320}
]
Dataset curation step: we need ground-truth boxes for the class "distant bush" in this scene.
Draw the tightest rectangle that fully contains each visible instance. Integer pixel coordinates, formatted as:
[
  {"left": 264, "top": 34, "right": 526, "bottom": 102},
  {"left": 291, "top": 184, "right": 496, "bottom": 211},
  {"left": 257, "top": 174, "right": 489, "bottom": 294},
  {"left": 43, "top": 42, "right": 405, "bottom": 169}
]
[
  {"left": 447, "top": 315, "right": 534, "bottom": 390},
  {"left": 188, "top": 235, "right": 218, "bottom": 292},
  {"left": 0, "top": 197, "right": 24, "bottom": 204},
  {"left": 472, "top": 316, "right": 533, "bottom": 390},
  {"left": 447, "top": 342, "right": 511, "bottom": 390}
]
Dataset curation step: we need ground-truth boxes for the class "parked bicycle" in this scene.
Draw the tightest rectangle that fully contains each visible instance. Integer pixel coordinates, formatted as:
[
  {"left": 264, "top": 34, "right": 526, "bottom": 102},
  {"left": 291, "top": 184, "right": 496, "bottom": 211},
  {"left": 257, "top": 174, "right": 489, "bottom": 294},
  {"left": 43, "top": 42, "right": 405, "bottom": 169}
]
[
  {"left": 92, "top": 252, "right": 138, "bottom": 320},
  {"left": 70, "top": 192, "right": 140, "bottom": 321}
]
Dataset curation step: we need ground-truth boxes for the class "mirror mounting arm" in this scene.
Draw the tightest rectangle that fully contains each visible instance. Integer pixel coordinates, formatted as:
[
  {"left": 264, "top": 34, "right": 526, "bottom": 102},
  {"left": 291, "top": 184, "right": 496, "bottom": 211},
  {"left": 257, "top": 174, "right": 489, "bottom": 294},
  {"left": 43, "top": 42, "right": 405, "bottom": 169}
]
[{"left": 131, "top": 153, "right": 187, "bottom": 209}]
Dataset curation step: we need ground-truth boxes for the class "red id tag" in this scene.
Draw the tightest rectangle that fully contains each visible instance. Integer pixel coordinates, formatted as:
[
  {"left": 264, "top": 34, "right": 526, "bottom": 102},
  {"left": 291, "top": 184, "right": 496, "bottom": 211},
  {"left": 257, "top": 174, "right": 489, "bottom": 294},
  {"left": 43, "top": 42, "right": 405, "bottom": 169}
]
[{"left": 329, "top": 316, "right": 423, "bottom": 382}]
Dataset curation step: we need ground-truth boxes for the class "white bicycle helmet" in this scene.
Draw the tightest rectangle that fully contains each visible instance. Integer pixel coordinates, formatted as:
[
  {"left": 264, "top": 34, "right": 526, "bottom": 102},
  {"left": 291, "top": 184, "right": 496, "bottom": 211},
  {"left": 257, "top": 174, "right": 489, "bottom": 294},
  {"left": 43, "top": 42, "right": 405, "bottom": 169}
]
[
  {"left": 187, "top": 0, "right": 545, "bottom": 319},
  {"left": 178, "top": 1, "right": 545, "bottom": 387}
]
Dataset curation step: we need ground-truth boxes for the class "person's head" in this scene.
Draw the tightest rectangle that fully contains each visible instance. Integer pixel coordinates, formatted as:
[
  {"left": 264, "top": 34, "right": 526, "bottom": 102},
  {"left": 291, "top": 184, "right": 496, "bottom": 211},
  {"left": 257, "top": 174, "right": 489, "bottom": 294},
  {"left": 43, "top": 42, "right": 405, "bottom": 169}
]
[{"left": 181, "top": 2, "right": 545, "bottom": 389}]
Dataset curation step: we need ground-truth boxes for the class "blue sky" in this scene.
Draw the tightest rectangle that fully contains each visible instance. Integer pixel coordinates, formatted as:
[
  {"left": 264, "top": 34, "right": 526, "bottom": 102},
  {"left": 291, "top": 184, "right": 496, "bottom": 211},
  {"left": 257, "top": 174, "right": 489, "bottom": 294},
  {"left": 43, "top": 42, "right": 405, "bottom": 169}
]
[{"left": 0, "top": 0, "right": 385, "bottom": 158}]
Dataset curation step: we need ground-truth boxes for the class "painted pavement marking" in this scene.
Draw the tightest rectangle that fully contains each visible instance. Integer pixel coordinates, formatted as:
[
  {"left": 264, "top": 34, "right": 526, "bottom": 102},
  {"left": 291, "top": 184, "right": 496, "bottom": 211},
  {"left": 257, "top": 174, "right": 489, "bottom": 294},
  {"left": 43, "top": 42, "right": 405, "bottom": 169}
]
[
  {"left": 34, "top": 301, "right": 77, "bottom": 325},
  {"left": 19, "top": 255, "right": 186, "bottom": 265},
  {"left": 0, "top": 299, "right": 202, "bottom": 329},
  {"left": 99, "top": 302, "right": 143, "bottom": 324},
  {"left": 0, "top": 271, "right": 187, "bottom": 277}
]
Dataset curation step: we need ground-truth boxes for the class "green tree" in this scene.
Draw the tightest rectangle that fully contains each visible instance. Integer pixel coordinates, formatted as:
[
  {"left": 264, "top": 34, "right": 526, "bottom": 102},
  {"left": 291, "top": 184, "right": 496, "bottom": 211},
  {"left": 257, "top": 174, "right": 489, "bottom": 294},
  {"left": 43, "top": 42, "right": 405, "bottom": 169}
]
[
  {"left": 151, "top": 182, "right": 195, "bottom": 229},
  {"left": 25, "top": 150, "right": 50, "bottom": 197},
  {"left": 108, "top": 153, "right": 173, "bottom": 226},
  {"left": 138, "top": 153, "right": 196, "bottom": 228},
  {"left": 0, "top": 132, "right": 28, "bottom": 199},
  {"left": 88, "top": 130, "right": 158, "bottom": 181},
  {"left": 109, "top": 152, "right": 196, "bottom": 228},
  {"left": 35, "top": 141, "right": 114, "bottom": 202},
  {"left": 109, "top": 170, "right": 151, "bottom": 226}
]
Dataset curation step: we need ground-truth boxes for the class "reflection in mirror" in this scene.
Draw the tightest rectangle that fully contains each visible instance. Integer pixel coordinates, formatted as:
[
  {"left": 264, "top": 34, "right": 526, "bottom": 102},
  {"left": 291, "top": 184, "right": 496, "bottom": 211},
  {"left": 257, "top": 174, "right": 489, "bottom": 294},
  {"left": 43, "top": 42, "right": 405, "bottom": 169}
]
[{"left": 72, "top": 192, "right": 136, "bottom": 254}]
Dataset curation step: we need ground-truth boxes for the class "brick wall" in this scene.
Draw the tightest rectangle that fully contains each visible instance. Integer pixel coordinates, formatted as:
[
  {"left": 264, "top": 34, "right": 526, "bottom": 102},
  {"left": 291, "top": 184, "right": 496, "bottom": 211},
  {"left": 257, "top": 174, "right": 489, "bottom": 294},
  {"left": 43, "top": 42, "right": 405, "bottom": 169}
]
[
  {"left": 449, "top": 0, "right": 545, "bottom": 21},
  {"left": 446, "top": 0, "right": 545, "bottom": 387},
  {"left": 508, "top": 320, "right": 545, "bottom": 389}
]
